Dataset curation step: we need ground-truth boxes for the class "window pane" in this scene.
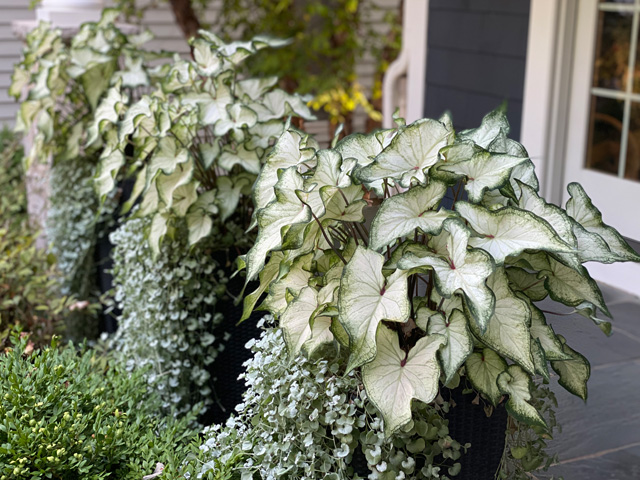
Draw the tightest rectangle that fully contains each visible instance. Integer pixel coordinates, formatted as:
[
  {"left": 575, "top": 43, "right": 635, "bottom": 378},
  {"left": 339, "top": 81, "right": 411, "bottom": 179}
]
[
  {"left": 585, "top": 96, "right": 624, "bottom": 176},
  {"left": 624, "top": 102, "right": 640, "bottom": 180},
  {"left": 593, "top": 10, "right": 633, "bottom": 91}
]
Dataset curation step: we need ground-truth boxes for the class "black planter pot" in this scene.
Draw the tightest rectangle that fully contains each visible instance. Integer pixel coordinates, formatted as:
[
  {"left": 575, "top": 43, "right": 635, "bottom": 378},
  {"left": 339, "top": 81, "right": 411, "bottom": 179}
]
[{"left": 443, "top": 386, "right": 507, "bottom": 480}]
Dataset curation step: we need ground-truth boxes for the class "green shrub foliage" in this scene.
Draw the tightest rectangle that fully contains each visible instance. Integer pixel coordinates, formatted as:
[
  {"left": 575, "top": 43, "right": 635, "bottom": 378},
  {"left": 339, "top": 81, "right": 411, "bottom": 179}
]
[
  {"left": 0, "top": 332, "right": 197, "bottom": 479},
  {"left": 109, "top": 216, "right": 228, "bottom": 418},
  {"left": 194, "top": 318, "right": 466, "bottom": 479}
]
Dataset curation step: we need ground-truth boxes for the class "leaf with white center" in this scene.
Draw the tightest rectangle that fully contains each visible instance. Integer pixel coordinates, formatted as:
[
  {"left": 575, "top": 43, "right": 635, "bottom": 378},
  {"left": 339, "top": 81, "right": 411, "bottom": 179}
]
[
  {"left": 321, "top": 184, "right": 367, "bottom": 223},
  {"left": 236, "top": 76, "right": 278, "bottom": 100},
  {"left": 149, "top": 212, "right": 169, "bottom": 258},
  {"left": 171, "top": 182, "right": 199, "bottom": 217},
  {"left": 334, "top": 130, "right": 390, "bottom": 167},
  {"left": 262, "top": 253, "right": 313, "bottom": 317},
  {"left": 249, "top": 90, "right": 315, "bottom": 122},
  {"left": 241, "top": 251, "right": 284, "bottom": 321},
  {"left": 253, "top": 129, "right": 318, "bottom": 214},
  {"left": 186, "top": 209, "right": 213, "bottom": 246},
  {"left": 486, "top": 129, "right": 540, "bottom": 194},
  {"left": 531, "top": 338, "right": 550, "bottom": 381},
  {"left": 465, "top": 348, "right": 507, "bottom": 406},
  {"left": 398, "top": 220, "right": 495, "bottom": 331},
  {"left": 542, "top": 257, "right": 610, "bottom": 317},
  {"left": 148, "top": 136, "right": 189, "bottom": 182},
  {"left": 505, "top": 267, "right": 548, "bottom": 301},
  {"left": 566, "top": 182, "right": 640, "bottom": 262},
  {"left": 571, "top": 220, "right": 618, "bottom": 264},
  {"left": 528, "top": 304, "right": 570, "bottom": 361},
  {"left": 550, "top": 342, "right": 590, "bottom": 401},
  {"left": 437, "top": 149, "right": 528, "bottom": 203},
  {"left": 156, "top": 161, "right": 194, "bottom": 210},
  {"left": 425, "top": 309, "right": 473, "bottom": 384},
  {"left": 94, "top": 148, "right": 125, "bottom": 201},
  {"left": 303, "top": 316, "right": 335, "bottom": 357},
  {"left": 213, "top": 103, "right": 258, "bottom": 136},
  {"left": 303, "top": 149, "right": 357, "bottom": 218},
  {"left": 573, "top": 302, "right": 612, "bottom": 336},
  {"left": 246, "top": 167, "right": 311, "bottom": 281},
  {"left": 218, "top": 144, "right": 262, "bottom": 174},
  {"left": 246, "top": 120, "right": 285, "bottom": 150},
  {"left": 216, "top": 174, "right": 252, "bottom": 222},
  {"left": 338, "top": 247, "right": 411, "bottom": 372},
  {"left": 456, "top": 202, "right": 573, "bottom": 264},
  {"left": 459, "top": 107, "right": 510, "bottom": 149},
  {"left": 280, "top": 286, "right": 319, "bottom": 359},
  {"left": 469, "top": 268, "right": 535, "bottom": 373},
  {"left": 497, "top": 365, "right": 547, "bottom": 429},
  {"left": 191, "top": 38, "right": 224, "bottom": 76},
  {"left": 199, "top": 142, "right": 220, "bottom": 170},
  {"left": 517, "top": 181, "right": 575, "bottom": 247},
  {"left": 362, "top": 325, "right": 446, "bottom": 436},
  {"left": 370, "top": 181, "right": 451, "bottom": 251},
  {"left": 356, "top": 118, "right": 454, "bottom": 188}
]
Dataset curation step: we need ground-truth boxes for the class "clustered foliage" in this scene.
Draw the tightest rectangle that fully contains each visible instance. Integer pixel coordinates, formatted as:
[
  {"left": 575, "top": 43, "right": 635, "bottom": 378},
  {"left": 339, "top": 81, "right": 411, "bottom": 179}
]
[
  {"left": 109, "top": 216, "right": 228, "bottom": 418},
  {"left": 194, "top": 318, "right": 466, "bottom": 480},
  {"left": 0, "top": 332, "right": 198, "bottom": 479},
  {"left": 0, "top": 130, "right": 72, "bottom": 348},
  {"left": 242, "top": 108, "right": 639, "bottom": 465}
]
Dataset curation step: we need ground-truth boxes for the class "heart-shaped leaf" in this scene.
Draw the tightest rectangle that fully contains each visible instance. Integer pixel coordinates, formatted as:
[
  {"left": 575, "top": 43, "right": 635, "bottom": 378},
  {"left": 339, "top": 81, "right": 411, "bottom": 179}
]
[
  {"left": 465, "top": 348, "right": 507, "bottom": 406},
  {"left": 497, "top": 365, "right": 547, "bottom": 429},
  {"left": 424, "top": 308, "right": 473, "bottom": 384}
]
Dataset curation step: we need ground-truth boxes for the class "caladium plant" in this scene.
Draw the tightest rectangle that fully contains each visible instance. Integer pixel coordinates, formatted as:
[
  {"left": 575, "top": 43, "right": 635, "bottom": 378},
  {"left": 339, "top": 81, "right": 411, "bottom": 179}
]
[
  {"left": 92, "top": 31, "right": 316, "bottom": 254},
  {"left": 242, "top": 108, "right": 640, "bottom": 437}
]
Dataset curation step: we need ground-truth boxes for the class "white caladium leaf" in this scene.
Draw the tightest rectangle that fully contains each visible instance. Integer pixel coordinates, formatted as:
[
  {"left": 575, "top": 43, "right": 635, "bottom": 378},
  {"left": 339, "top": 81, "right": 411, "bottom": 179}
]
[
  {"left": 437, "top": 147, "right": 528, "bottom": 203},
  {"left": 356, "top": 118, "right": 454, "bottom": 188},
  {"left": 338, "top": 246, "right": 411, "bottom": 372},
  {"left": 94, "top": 148, "right": 125, "bottom": 200},
  {"left": 369, "top": 181, "right": 451, "bottom": 251},
  {"left": 185, "top": 190, "right": 218, "bottom": 245},
  {"left": 246, "top": 120, "right": 286, "bottom": 150},
  {"left": 334, "top": 130, "right": 389, "bottom": 167},
  {"left": 470, "top": 268, "right": 535, "bottom": 374},
  {"left": 398, "top": 220, "right": 495, "bottom": 331},
  {"left": 550, "top": 342, "right": 590, "bottom": 401},
  {"left": 456, "top": 202, "right": 573, "bottom": 264},
  {"left": 280, "top": 286, "right": 319, "bottom": 359},
  {"left": 303, "top": 149, "right": 357, "bottom": 218},
  {"left": 362, "top": 325, "right": 446, "bottom": 436},
  {"left": 236, "top": 76, "right": 278, "bottom": 100},
  {"left": 531, "top": 338, "right": 550, "bottom": 382},
  {"left": 517, "top": 181, "right": 575, "bottom": 246},
  {"left": 571, "top": 220, "right": 619, "bottom": 264},
  {"left": 542, "top": 257, "right": 610, "bottom": 316},
  {"left": 248, "top": 89, "right": 315, "bottom": 122},
  {"left": 566, "top": 182, "right": 640, "bottom": 262},
  {"left": 191, "top": 38, "right": 224, "bottom": 76},
  {"left": 246, "top": 167, "right": 311, "bottom": 281},
  {"left": 263, "top": 253, "right": 313, "bottom": 317},
  {"left": 460, "top": 107, "right": 510, "bottom": 149},
  {"left": 304, "top": 316, "right": 335, "bottom": 356},
  {"left": 529, "top": 304, "right": 571, "bottom": 361},
  {"left": 505, "top": 267, "right": 548, "bottom": 301},
  {"left": 218, "top": 144, "right": 261, "bottom": 174},
  {"left": 119, "top": 96, "right": 154, "bottom": 141},
  {"left": 253, "top": 129, "right": 318, "bottom": 214},
  {"left": 171, "top": 182, "right": 199, "bottom": 217},
  {"left": 147, "top": 136, "right": 189, "bottom": 181},
  {"left": 464, "top": 348, "right": 507, "bottom": 406},
  {"left": 241, "top": 251, "right": 284, "bottom": 321},
  {"left": 573, "top": 302, "right": 612, "bottom": 336},
  {"left": 497, "top": 365, "right": 547, "bottom": 429},
  {"left": 213, "top": 103, "right": 258, "bottom": 137},
  {"left": 321, "top": 184, "right": 367, "bottom": 224},
  {"left": 425, "top": 309, "right": 473, "bottom": 384},
  {"left": 216, "top": 175, "right": 252, "bottom": 222},
  {"left": 149, "top": 211, "right": 169, "bottom": 258},
  {"left": 156, "top": 161, "right": 194, "bottom": 209}
]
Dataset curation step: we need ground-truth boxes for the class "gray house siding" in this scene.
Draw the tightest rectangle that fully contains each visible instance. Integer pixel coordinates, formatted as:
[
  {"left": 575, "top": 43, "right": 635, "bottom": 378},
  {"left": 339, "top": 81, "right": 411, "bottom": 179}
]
[{"left": 423, "top": 0, "right": 530, "bottom": 140}]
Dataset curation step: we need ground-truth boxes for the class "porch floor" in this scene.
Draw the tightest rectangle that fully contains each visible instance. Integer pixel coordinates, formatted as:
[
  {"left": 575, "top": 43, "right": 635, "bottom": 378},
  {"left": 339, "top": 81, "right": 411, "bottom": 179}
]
[{"left": 537, "top": 283, "right": 640, "bottom": 480}]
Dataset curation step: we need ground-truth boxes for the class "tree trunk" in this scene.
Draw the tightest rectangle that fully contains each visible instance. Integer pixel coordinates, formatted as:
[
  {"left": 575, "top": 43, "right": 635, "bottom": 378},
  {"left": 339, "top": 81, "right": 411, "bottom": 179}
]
[{"left": 169, "top": 0, "right": 201, "bottom": 40}]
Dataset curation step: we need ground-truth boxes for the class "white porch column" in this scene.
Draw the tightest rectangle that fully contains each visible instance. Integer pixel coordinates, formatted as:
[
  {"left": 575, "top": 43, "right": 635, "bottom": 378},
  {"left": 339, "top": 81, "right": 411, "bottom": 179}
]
[{"left": 36, "top": 0, "right": 103, "bottom": 26}]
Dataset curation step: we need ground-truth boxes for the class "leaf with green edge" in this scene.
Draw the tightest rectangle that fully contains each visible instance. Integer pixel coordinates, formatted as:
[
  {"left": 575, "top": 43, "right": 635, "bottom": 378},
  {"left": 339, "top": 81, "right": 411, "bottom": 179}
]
[
  {"left": 517, "top": 181, "right": 575, "bottom": 246},
  {"left": 149, "top": 212, "right": 169, "bottom": 258},
  {"left": 236, "top": 76, "right": 279, "bottom": 100},
  {"left": 566, "top": 182, "right": 640, "bottom": 262},
  {"left": 79, "top": 59, "right": 116, "bottom": 111},
  {"left": 469, "top": 267, "right": 535, "bottom": 374},
  {"left": 497, "top": 365, "right": 548, "bottom": 429},
  {"left": 356, "top": 118, "right": 454, "bottom": 188},
  {"left": 245, "top": 167, "right": 311, "bottom": 282},
  {"left": 362, "top": 325, "right": 446, "bottom": 436},
  {"left": 246, "top": 120, "right": 286, "bottom": 150},
  {"left": 303, "top": 149, "right": 357, "bottom": 218},
  {"left": 122, "top": 165, "right": 147, "bottom": 214},
  {"left": 135, "top": 182, "right": 160, "bottom": 218},
  {"left": 505, "top": 267, "right": 548, "bottom": 302},
  {"left": 528, "top": 304, "right": 571, "bottom": 361},
  {"left": 456, "top": 202, "right": 573, "bottom": 264},
  {"left": 369, "top": 181, "right": 452, "bottom": 251},
  {"left": 216, "top": 175, "right": 252, "bottom": 222},
  {"left": 550, "top": 342, "right": 590, "bottom": 401},
  {"left": 218, "top": 144, "right": 261, "bottom": 174},
  {"left": 398, "top": 220, "right": 495, "bottom": 331},
  {"left": 542, "top": 257, "right": 610, "bottom": 317},
  {"left": 94, "top": 148, "right": 125, "bottom": 201},
  {"left": 156, "top": 161, "right": 194, "bottom": 210},
  {"left": 171, "top": 182, "right": 199, "bottom": 217},
  {"left": 571, "top": 220, "right": 619, "bottom": 264},
  {"left": 253, "top": 129, "right": 318, "bottom": 215},
  {"left": 241, "top": 251, "right": 284, "bottom": 321},
  {"left": 321, "top": 184, "right": 367, "bottom": 224},
  {"left": 262, "top": 253, "right": 313, "bottom": 317},
  {"left": 199, "top": 141, "right": 220, "bottom": 170},
  {"left": 437, "top": 148, "right": 528, "bottom": 203},
  {"left": 249, "top": 90, "right": 315, "bottom": 122},
  {"left": 459, "top": 107, "right": 510, "bottom": 149},
  {"left": 338, "top": 246, "right": 411, "bottom": 372},
  {"left": 280, "top": 286, "right": 319, "bottom": 359},
  {"left": 213, "top": 103, "right": 259, "bottom": 136},
  {"left": 147, "top": 136, "right": 189, "bottom": 182},
  {"left": 186, "top": 209, "right": 213, "bottom": 246},
  {"left": 530, "top": 338, "right": 550, "bottom": 382},
  {"left": 303, "top": 316, "right": 334, "bottom": 356},
  {"left": 424, "top": 309, "right": 473, "bottom": 384},
  {"left": 465, "top": 348, "right": 507, "bottom": 406},
  {"left": 334, "top": 130, "right": 389, "bottom": 167},
  {"left": 573, "top": 302, "right": 613, "bottom": 336}
]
